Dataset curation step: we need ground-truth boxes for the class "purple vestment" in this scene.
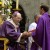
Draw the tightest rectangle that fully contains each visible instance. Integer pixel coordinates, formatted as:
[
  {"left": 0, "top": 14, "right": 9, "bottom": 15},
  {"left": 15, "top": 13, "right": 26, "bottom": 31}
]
[
  {"left": 32, "top": 12, "right": 50, "bottom": 50},
  {"left": 0, "top": 20, "right": 26, "bottom": 50}
]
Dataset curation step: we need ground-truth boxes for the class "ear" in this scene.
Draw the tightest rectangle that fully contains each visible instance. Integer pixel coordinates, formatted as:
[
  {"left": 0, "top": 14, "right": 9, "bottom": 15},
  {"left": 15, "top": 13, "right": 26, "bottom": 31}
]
[
  {"left": 42, "top": 8, "right": 45, "bottom": 13},
  {"left": 42, "top": 8, "right": 45, "bottom": 11},
  {"left": 41, "top": 8, "right": 43, "bottom": 10}
]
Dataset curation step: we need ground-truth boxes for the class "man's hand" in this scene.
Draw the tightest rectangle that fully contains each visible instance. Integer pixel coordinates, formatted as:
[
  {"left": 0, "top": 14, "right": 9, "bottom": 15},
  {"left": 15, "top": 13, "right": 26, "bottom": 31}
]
[
  {"left": 22, "top": 31, "right": 32, "bottom": 37},
  {"left": 22, "top": 31, "right": 28, "bottom": 38},
  {"left": 27, "top": 32, "right": 32, "bottom": 37}
]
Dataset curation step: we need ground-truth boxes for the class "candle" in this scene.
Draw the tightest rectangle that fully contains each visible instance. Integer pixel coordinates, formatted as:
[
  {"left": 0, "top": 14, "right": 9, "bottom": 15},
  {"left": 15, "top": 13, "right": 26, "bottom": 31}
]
[
  {"left": 2, "top": 0, "right": 4, "bottom": 14},
  {"left": 2, "top": 0, "right": 4, "bottom": 7},
  {"left": 16, "top": 0, "right": 19, "bottom": 9}
]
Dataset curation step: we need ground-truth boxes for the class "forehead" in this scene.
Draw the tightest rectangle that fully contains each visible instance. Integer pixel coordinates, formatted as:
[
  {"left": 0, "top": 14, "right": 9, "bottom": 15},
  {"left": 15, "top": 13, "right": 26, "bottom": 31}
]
[
  {"left": 17, "top": 13, "right": 22, "bottom": 18},
  {"left": 35, "top": 15, "right": 41, "bottom": 19},
  {"left": 17, "top": 13, "right": 21, "bottom": 16}
]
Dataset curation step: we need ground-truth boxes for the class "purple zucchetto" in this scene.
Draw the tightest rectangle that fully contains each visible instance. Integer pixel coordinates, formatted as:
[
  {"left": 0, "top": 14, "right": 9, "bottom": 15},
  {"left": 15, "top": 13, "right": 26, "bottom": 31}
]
[
  {"left": 12, "top": 11, "right": 19, "bottom": 17},
  {"left": 12, "top": 11, "right": 22, "bottom": 20}
]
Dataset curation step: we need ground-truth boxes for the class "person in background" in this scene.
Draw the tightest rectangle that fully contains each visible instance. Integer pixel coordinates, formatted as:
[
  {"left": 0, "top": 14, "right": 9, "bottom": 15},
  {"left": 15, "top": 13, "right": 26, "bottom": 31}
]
[
  {"left": 28, "top": 15, "right": 41, "bottom": 50},
  {"left": 24, "top": 5, "right": 50, "bottom": 50}
]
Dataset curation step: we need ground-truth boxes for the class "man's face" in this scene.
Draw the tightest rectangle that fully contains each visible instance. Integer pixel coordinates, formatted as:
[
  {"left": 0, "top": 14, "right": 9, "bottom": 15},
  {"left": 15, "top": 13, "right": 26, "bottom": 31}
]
[
  {"left": 35, "top": 17, "right": 38, "bottom": 23},
  {"left": 13, "top": 13, "right": 22, "bottom": 24},
  {"left": 35, "top": 16, "right": 40, "bottom": 23},
  {"left": 40, "top": 8, "right": 42, "bottom": 14},
  {"left": 40, "top": 8, "right": 44, "bottom": 15}
]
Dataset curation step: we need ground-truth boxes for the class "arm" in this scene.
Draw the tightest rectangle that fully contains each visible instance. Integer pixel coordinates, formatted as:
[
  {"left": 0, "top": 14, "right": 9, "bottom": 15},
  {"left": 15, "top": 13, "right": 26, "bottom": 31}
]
[{"left": 5, "top": 23, "right": 20, "bottom": 41}]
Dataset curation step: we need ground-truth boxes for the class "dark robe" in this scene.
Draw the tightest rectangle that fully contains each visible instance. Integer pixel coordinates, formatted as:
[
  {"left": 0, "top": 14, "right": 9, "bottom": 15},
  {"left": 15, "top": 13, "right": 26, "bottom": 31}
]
[{"left": 32, "top": 12, "right": 50, "bottom": 50}]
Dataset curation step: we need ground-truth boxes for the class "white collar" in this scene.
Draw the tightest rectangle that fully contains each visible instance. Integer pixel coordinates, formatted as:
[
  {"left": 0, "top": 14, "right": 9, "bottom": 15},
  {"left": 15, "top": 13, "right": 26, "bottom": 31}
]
[{"left": 7, "top": 18, "right": 17, "bottom": 28}]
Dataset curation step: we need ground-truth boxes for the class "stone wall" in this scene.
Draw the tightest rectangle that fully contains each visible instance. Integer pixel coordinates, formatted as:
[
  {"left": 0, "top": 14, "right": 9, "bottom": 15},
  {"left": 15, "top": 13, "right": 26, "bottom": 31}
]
[
  {"left": 14, "top": 0, "right": 50, "bottom": 30},
  {"left": 19, "top": 0, "right": 50, "bottom": 23}
]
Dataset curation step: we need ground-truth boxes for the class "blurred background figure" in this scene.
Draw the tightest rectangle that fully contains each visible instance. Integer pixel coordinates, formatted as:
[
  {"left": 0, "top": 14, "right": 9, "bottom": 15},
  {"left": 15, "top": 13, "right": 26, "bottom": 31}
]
[{"left": 28, "top": 14, "right": 41, "bottom": 50}]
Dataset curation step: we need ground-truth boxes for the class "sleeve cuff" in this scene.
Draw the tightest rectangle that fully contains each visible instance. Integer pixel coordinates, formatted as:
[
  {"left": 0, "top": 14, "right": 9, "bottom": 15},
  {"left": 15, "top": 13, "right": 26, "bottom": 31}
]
[{"left": 16, "top": 33, "right": 23, "bottom": 42}]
